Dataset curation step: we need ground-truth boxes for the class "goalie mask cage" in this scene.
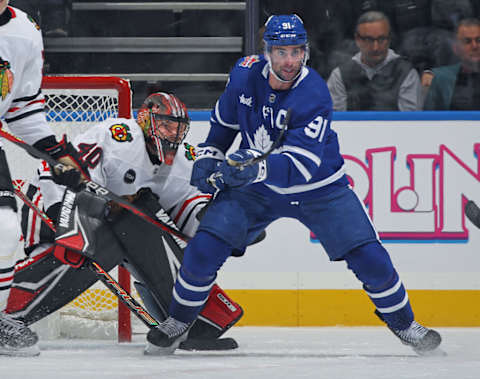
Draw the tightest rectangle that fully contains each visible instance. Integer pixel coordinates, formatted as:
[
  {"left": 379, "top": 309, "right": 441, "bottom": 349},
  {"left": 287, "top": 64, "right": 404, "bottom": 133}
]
[{"left": 21, "top": 76, "right": 136, "bottom": 342}]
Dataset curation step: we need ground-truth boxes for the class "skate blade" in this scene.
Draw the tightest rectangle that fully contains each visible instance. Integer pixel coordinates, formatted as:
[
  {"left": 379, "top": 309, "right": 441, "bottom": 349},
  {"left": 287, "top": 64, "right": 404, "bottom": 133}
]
[{"left": 0, "top": 344, "right": 40, "bottom": 357}]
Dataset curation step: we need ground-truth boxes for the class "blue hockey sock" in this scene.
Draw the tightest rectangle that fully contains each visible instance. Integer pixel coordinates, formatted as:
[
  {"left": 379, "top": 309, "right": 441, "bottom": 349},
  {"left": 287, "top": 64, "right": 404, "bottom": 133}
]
[
  {"left": 169, "top": 231, "right": 232, "bottom": 324},
  {"left": 169, "top": 266, "right": 215, "bottom": 324},
  {"left": 345, "top": 242, "right": 414, "bottom": 330},
  {"left": 363, "top": 271, "right": 414, "bottom": 330}
]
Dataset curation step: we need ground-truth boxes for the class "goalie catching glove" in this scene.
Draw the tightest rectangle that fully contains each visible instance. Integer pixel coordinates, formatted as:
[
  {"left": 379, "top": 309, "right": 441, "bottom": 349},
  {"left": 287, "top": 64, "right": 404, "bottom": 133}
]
[
  {"left": 219, "top": 148, "right": 268, "bottom": 188},
  {"left": 33, "top": 134, "right": 89, "bottom": 190}
]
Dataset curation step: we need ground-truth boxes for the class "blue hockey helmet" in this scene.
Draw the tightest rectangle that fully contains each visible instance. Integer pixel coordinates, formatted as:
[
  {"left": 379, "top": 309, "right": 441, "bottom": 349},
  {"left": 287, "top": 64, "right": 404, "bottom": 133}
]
[{"left": 263, "top": 14, "right": 308, "bottom": 48}]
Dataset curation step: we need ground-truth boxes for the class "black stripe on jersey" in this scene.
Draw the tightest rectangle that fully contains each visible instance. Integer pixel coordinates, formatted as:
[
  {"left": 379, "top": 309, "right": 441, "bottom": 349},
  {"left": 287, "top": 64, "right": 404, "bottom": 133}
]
[
  {"left": 0, "top": 265, "right": 15, "bottom": 274},
  {"left": 178, "top": 200, "right": 210, "bottom": 231},
  {"left": 0, "top": 284, "right": 12, "bottom": 291},
  {"left": 5, "top": 108, "right": 45, "bottom": 123},
  {"left": 13, "top": 88, "right": 42, "bottom": 103}
]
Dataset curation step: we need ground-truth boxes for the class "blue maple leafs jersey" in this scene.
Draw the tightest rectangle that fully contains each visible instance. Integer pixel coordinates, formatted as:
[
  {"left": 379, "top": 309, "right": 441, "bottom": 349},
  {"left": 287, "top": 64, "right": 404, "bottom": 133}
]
[{"left": 206, "top": 55, "right": 348, "bottom": 200}]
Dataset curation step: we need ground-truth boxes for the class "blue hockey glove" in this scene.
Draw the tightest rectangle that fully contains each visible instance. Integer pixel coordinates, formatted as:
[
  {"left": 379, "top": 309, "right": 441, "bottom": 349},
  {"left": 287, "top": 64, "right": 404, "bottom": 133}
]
[
  {"left": 219, "top": 149, "right": 268, "bottom": 188},
  {"left": 190, "top": 143, "right": 226, "bottom": 194}
]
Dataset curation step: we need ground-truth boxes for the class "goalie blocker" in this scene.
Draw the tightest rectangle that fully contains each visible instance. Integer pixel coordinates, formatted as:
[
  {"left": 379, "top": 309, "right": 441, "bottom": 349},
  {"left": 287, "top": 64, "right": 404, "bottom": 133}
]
[{"left": 7, "top": 188, "right": 243, "bottom": 350}]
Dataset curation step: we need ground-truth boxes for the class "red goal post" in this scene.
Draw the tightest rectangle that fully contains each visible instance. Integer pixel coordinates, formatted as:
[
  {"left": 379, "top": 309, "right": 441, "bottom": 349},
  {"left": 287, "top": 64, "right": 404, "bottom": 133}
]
[{"left": 41, "top": 75, "right": 134, "bottom": 342}]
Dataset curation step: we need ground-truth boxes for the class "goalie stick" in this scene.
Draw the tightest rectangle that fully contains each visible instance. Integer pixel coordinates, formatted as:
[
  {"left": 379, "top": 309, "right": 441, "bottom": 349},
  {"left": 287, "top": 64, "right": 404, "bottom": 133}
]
[
  {"left": 0, "top": 127, "right": 190, "bottom": 243},
  {"left": 465, "top": 200, "right": 480, "bottom": 229},
  {"left": 227, "top": 108, "right": 291, "bottom": 168}
]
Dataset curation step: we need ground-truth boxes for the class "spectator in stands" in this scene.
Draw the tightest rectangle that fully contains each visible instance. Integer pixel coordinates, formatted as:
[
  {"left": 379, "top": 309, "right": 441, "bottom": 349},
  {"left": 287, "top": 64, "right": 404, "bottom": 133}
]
[
  {"left": 327, "top": 11, "right": 422, "bottom": 111},
  {"left": 424, "top": 18, "right": 480, "bottom": 110}
]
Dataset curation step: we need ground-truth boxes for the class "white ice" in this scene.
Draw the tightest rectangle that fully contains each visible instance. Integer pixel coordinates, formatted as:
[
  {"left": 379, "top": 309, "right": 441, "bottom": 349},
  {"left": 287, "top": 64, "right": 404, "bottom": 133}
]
[{"left": 1, "top": 327, "right": 478, "bottom": 379}]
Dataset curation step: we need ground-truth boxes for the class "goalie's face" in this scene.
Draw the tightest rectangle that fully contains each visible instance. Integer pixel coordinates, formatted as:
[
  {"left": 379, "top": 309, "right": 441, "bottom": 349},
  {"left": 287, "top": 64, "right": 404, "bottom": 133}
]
[{"left": 137, "top": 93, "right": 190, "bottom": 166}]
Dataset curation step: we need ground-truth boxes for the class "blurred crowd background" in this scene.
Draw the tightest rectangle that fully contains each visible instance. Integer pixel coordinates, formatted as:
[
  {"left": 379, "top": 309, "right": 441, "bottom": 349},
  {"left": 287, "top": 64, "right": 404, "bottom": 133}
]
[{"left": 10, "top": 0, "right": 480, "bottom": 110}]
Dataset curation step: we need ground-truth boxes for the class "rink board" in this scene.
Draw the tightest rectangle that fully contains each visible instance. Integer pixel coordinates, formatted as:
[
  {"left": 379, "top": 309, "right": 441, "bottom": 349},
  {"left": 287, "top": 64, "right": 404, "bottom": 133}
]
[
  {"left": 188, "top": 111, "right": 480, "bottom": 326},
  {"left": 4, "top": 111, "right": 480, "bottom": 326}
]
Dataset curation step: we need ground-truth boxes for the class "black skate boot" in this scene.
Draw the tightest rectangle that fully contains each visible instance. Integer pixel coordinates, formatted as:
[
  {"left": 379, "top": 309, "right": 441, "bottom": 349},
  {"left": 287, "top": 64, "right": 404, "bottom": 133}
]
[
  {"left": 0, "top": 311, "right": 40, "bottom": 357},
  {"left": 375, "top": 310, "right": 442, "bottom": 355},
  {"left": 144, "top": 316, "right": 191, "bottom": 355}
]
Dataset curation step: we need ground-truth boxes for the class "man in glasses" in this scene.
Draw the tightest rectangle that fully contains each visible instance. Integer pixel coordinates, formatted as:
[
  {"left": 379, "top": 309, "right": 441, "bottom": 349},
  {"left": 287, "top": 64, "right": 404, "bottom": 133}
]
[
  {"left": 424, "top": 18, "right": 480, "bottom": 110},
  {"left": 327, "top": 11, "right": 422, "bottom": 111}
]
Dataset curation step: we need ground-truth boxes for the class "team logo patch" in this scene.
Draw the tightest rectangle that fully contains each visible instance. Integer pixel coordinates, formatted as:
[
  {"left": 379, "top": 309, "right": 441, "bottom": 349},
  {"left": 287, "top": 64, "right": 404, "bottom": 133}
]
[
  {"left": 27, "top": 15, "right": 41, "bottom": 30},
  {"left": 109, "top": 123, "right": 133, "bottom": 142},
  {"left": 124, "top": 169, "right": 136, "bottom": 184},
  {"left": 184, "top": 142, "right": 196, "bottom": 161},
  {"left": 0, "top": 58, "right": 14, "bottom": 101},
  {"left": 239, "top": 55, "right": 260, "bottom": 68}
]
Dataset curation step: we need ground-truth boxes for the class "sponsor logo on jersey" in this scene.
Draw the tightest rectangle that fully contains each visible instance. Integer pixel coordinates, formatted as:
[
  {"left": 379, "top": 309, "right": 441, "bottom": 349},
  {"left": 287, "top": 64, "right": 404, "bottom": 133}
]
[
  {"left": 183, "top": 142, "right": 196, "bottom": 161},
  {"left": 239, "top": 93, "right": 252, "bottom": 107},
  {"left": 124, "top": 169, "right": 136, "bottom": 184},
  {"left": 239, "top": 55, "right": 260, "bottom": 68},
  {"left": 109, "top": 123, "right": 133, "bottom": 142},
  {"left": 0, "top": 58, "right": 13, "bottom": 101}
]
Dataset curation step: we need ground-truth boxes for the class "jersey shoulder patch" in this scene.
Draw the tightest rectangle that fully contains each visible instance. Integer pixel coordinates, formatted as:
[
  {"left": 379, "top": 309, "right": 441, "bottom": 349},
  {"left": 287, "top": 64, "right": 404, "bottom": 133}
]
[
  {"left": 26, "top": 14, "right": 40, "bottom": 30},
  {"left": 0, "top": 58, "right": 14, "bottom": 101},
  {"left": 109, "top": 123, "right": 133, "bottom": 143},
  {"left": 183, "top": 142, "right": 196, "bottom": 161},
  {"left": 238, "top": 55, "right": 260, "bottom": 69}
]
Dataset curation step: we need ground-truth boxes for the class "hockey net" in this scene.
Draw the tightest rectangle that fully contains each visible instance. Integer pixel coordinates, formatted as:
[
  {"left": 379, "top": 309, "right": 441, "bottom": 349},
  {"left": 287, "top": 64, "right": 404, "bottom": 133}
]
[{"left": 10, "top": 76, "right": 138, "bottom": 342}]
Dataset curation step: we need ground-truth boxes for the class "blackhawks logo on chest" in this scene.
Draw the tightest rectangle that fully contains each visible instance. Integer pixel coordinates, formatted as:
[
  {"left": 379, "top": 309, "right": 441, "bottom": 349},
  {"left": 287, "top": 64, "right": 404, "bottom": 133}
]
[{"left": 0, "top": 58, "right": 14, "bottom": 101}]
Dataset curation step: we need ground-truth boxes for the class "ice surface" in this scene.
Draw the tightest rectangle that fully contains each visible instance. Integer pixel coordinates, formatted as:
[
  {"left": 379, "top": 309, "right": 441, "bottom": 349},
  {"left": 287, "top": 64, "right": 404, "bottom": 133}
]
[{"left": 1, "top": 327, "right": 478, "bottom": 379}]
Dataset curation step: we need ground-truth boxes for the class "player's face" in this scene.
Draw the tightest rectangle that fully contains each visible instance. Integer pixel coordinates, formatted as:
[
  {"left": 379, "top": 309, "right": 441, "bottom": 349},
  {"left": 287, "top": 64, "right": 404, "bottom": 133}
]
[
  {"left": 355, "top": 20, "right": 391, "bottom": 67},
  {"left": 455, "top": 25, "right": 480, "bottom": 71},
  {"left": 0, "top": 0, "right": 9, "bottom": 14},
  {"left": 269, "top": 45, "right": 305, "bottom": 82}
]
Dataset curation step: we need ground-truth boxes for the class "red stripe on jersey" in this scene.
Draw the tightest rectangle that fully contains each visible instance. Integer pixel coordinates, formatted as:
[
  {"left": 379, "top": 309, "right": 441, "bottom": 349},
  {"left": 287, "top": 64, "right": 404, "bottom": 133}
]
[
  {"left": 8, "top": 99, "right": 45, "bottom": 113},
  {"left": 7, "top": 7, "right": 16, "bottom": 18},
  {"left": 174, "top": 195, "right": 211, "bottom": 224},
  {"left": 0, "top": 274, "right": 14, "bottom": 283}
]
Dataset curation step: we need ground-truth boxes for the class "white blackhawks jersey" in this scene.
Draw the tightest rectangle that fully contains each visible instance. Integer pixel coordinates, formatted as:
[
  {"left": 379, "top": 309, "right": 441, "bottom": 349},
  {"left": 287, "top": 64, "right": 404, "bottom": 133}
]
[
  {"left": 0, "top": 6, "right": 54, "bottom": 146},
  {"left": 24, "top": 118, "right": 210, "bottom": 250}
]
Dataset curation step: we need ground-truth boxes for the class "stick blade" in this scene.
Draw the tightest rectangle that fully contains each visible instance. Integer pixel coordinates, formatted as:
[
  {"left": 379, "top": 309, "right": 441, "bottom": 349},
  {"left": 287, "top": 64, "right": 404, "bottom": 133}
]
[{"left": 465, "top": 200, "right": 480, "bottom": 229}]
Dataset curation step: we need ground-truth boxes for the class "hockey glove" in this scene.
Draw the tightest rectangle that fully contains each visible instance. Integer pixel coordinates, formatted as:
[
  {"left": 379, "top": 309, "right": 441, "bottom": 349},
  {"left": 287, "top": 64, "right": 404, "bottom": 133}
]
[
  {"left": 34, "top": 135, "right": 89, "bottom": 190},
  {"left": 190, "top": 143, "right": 226, "bottom": 194},
  {"left": 219, "top": 149, "right": 268, "bottom": 188}
]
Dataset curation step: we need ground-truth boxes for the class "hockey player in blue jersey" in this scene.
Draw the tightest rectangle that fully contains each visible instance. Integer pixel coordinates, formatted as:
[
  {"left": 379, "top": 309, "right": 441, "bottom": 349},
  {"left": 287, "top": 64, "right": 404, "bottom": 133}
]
[{"left": 145, "top": 14, "right": 442, "bottom": 356}]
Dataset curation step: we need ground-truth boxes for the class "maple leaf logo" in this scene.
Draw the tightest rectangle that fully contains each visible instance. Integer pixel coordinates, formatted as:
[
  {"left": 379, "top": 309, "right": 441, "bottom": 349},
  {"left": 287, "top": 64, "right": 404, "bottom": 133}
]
[{"left": 252, "top": 125, "right": 272, "bottom": 152}]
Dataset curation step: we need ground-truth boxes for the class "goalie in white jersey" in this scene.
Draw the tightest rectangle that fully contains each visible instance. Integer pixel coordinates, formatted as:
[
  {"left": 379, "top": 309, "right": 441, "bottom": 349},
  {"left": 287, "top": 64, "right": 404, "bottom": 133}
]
[
  {"left": 28, "top": 92, "right": 209, "bottom": 238},
  {"left": 0, "top": 1, "right": 86, "bottom": 356}
]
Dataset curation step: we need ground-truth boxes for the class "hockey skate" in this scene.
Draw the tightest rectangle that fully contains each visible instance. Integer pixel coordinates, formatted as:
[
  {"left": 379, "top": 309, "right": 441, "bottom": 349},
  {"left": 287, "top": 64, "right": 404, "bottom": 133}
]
[
  {"left": 375, "top": 310, "right": 442, "bottom": 355},
  {"left": 144, "top": 316, "right": 190, "bottom": 356},
  {"left": 0, "top": 312, "right": 40, "bottom": 357}
]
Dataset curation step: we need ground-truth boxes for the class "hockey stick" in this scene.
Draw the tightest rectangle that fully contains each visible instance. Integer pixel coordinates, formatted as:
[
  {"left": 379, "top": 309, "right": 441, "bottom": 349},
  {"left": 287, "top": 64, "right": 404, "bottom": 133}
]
[
  {"left": 227, "top": 108, "right": 291, "bottom": 168},
  {"left": 13, "top": 184, "right": 161, "bottom": 329},
  {"left": 465, "top": 200, "right": 480, "bottom": 229},
  {"left": 0, "top": 127, "right": 190, "bottom": 243}
]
